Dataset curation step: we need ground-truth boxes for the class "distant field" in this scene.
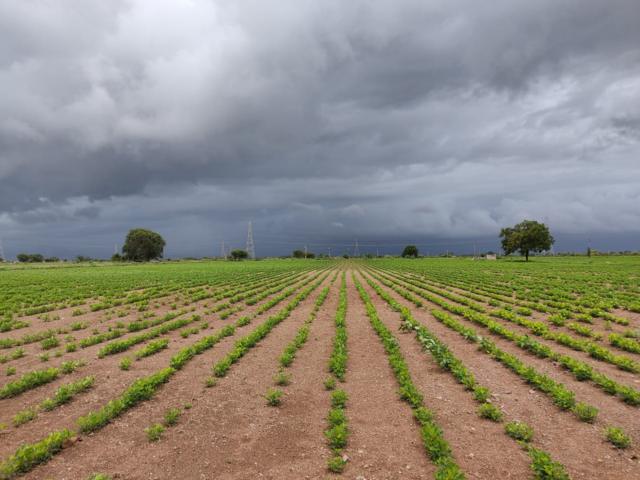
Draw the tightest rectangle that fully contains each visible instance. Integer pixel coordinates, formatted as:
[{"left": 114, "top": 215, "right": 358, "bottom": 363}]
[{"left": 0, "top": 257, "right": 639, "bottom": 479}]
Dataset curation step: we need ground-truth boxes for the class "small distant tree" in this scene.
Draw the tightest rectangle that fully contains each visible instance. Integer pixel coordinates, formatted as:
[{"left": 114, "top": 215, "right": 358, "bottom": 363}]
[
  {"left": 500, "top": 220, "right": 554, "bottom": 261},
  {"left": 401, "top": 245, "right": 419, "bottom": 258},
  {"left": 111, "top": 253, "right": 123, "bottom": 262},
  {"left": 230, "top": 249, "right": 248, "bottom": 260},
  {"left": 122, "top": 229, "right": 166, "bottom": 262},
  {"left": 292, "top": 249, "right": 315, "bottom": 258}
]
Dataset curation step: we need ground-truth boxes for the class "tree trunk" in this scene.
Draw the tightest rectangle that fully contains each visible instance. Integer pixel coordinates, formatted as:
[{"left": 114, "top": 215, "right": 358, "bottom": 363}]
[{"left": 525, "top": 251, "right": 529, "bottom": 261}]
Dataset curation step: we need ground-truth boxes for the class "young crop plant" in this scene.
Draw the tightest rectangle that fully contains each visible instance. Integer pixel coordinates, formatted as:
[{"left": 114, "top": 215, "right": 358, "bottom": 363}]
[
  {"left": 145, "top": 423, "right": 165, "bottom": 442},
  {"left": 40, "top": 376, "right": 95, "bottom": 411},
  {"left": 0, "top": 367, "right": 62, "bottom": 398},
  {"left": 88, "top": 474, "right": 112, "bottom": 480},
  {"left": 134, "top": 338, "right": 170, "bottom": 359},
  {"left": 40, "top": 336, "right": 60, "bottom": 350},
  {"left": 119, "top": 357, "right": 132, "bottom": 371},
  {"left": 605, "top": 426, "right": 631, "bottom": 449},
  {"left": 505, "top": 421, "right": 534, "bottom": 443},
  {"left": 528, "top": 447, "right": 570, "bottom": 480},
  {"left": 274, "top": 370, "right": 291, "bottom": 386},
  {"left": 10, "top": 348, "right": 25, "bottom": 360},
  {"left": 78, "top": 368, "right": 174, "bottom": 433},
  {"left": 277, "top": 285, "right": 331, "bottom": 371},
  {"left": 70, "top": 322, "right": 87, "bottom": 331},
  {"left": 0, "top": 429, "right": 74, "bottom": 478},
  {"left": 264, "top": 388, "right": 283, "bottom": 407},
  {"left": 325, "top": 389, "right": 349, "bottom": 472},
  {"left": 478, "top": 402, "right": 503, "bottom": 422},
  {"left": 13, "top": 408, "right": 38, "bottom": 426},
  {"left": 163, "top": 408, "right": 181, "bottom": 427},
  {"left": 205, "top": 376, "right": 217, "bottom": 388},
  {"left": 572, "top": 402, "right": 598, "bottom": 423},
  {"left": 324, "top": 376, "right": 336, "bottom": 391}
]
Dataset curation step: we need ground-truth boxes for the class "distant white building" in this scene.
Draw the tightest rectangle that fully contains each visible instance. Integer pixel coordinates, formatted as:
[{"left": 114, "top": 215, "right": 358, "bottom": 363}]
[{"left": 485, "top": 254, "right": 497, "bottom": 260}]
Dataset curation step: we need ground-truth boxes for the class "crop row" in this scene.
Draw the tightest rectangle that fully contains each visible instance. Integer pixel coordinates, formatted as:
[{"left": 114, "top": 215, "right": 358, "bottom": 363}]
[
  {"left": 361, "top": 271, "right": 572, "bottom": 479},
  {"left": 0, "top": 268, "right": 333, "bottom": 479},
  {"left": 371, "top": 270, "right": 640, "bottom": 407}
]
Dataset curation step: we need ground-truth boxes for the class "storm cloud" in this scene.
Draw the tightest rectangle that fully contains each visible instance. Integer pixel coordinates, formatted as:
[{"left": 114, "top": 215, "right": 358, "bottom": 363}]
[{"left": 1, "top": 0, "right": 639, "bottom": 257}]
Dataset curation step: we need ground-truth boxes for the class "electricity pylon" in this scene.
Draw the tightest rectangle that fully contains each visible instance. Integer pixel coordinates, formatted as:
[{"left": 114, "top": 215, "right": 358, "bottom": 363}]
[{"left": 246, "top": 221, "right": 255, "bottom": 259}]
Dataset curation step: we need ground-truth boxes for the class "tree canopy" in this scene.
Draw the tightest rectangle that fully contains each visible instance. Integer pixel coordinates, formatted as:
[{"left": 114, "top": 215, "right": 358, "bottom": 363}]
[
  {"left": 122, "top": 229, "right": 165, "bottom": 262},
  {"left": 401, "top": 245, "right": 419, "bottom": 258},
  {"left": 16, "top": 253, "right": 44, "bottom": 263},
  {"left": 230, "top": 249, "right": 248, "bottom": 260},
  {"left": 500, "top": 220, "right": 554, "bottom": 261}
]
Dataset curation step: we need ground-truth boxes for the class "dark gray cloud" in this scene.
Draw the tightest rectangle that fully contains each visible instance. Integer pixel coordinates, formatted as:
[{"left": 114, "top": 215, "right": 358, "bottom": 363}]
[{"left": 1, "top": 0, "right": 639, "bottom": 257}]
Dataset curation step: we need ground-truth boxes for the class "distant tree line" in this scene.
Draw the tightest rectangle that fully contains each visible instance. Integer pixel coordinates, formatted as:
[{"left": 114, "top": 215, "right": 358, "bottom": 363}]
[{"left": 16, "top": 253, "right": 60, "bottom": 263}]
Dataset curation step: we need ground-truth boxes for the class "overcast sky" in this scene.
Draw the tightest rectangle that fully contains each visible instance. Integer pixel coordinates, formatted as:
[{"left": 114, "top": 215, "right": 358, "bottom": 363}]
[{"left": 1, "top": 0, "right": 639, "bottom": 258}]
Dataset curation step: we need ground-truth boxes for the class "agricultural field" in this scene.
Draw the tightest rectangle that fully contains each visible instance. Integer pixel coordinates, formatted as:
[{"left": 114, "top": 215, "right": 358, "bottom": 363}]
[{"left": 0, "top": 257, "right": 639, "bottom": 479}]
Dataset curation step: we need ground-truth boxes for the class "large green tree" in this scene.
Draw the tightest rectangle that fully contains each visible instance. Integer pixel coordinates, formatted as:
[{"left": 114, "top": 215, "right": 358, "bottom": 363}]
[
  {"left": 122, "top": 229, "right": 166, "bottom": 262},
  {"left": 230, "top": 249, "right": 248, "bottom": 260},
  {"left": 500, "top": 220, "right": 554, "bottom": 261},
  {"left": 401, "top": 245, "right": 419, "bottom": 258}
]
